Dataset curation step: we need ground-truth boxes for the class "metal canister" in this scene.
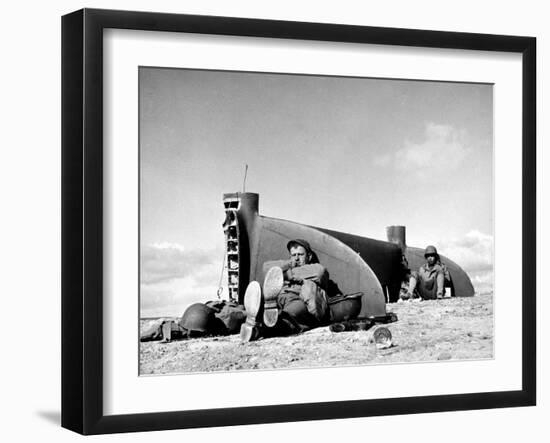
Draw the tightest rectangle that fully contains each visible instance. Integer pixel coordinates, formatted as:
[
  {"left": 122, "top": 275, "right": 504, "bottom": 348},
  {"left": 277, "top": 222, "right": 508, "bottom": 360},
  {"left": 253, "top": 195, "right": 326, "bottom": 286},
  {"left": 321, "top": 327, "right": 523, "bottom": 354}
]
[{"left": 372, "top": 326, "right": 393, "bottom": 349}]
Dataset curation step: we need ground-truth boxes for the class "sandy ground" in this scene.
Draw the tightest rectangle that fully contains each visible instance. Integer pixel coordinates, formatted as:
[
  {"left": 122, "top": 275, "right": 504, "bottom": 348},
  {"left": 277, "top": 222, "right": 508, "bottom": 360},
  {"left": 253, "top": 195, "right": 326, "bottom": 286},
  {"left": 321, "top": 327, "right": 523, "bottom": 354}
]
[{"left": 140, "top": 293, "right": 493, "bottom": 375}]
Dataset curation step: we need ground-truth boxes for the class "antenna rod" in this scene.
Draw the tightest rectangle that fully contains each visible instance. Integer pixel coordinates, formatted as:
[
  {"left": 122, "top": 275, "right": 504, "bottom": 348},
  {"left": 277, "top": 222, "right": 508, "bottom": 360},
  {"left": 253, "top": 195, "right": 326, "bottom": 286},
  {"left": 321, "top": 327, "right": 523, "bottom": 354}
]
[{"left": 242, "top": 164, "right": 248, "bottom": 193}]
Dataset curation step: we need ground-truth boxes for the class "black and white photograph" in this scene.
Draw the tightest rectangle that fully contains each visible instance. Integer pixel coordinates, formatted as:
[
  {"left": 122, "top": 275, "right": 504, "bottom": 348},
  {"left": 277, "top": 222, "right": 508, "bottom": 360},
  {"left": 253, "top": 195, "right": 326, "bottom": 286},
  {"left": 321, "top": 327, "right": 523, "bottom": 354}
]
[
  {"left": 139, "top": 67, "right": 494, "bottom": 375},
  {"left": 1, "top": 0, "right": 545, "bottom": 440}
]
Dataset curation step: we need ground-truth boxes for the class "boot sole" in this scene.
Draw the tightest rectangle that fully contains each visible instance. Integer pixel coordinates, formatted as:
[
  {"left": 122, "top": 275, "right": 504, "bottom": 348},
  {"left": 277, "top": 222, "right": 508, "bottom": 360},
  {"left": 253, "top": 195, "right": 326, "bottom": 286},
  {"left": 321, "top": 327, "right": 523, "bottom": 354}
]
[
  {"left": 262, "top": 267, "right": 284, "bottom": 327},
  {"left": 240, "top": 281, "right": 262, "bottom": 342},
  {"left": 243, "top": 281, "right": 261, "bottom": 323}
]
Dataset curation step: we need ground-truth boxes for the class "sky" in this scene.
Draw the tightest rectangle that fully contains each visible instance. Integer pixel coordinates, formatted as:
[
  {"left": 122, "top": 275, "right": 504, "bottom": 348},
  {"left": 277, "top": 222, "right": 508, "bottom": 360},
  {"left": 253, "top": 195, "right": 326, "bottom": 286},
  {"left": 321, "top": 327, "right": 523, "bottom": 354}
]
[{"left": 139, "top": 67, "right": 494, "bottom": 317}]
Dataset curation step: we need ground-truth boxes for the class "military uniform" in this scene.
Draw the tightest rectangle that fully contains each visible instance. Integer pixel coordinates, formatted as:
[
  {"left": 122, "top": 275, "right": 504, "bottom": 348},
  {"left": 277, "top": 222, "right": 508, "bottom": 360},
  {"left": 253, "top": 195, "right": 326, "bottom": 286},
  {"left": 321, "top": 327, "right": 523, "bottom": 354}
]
[
  {"left": 410, "top": 262, "right": 449, "bottom": 300},
  {"left": 240, "top": 239, "right": 332, "bottom": 342},
  {"left": 262, "top": 260, "right": 329, "bottom": 332}
]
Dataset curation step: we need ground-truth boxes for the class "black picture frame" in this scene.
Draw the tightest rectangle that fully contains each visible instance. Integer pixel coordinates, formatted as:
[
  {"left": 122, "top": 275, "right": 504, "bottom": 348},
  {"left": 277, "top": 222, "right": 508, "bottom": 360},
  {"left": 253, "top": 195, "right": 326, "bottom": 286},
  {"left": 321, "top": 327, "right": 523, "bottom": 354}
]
[{"left": 61, "top": 8, "right": 536, "bottom": 435}]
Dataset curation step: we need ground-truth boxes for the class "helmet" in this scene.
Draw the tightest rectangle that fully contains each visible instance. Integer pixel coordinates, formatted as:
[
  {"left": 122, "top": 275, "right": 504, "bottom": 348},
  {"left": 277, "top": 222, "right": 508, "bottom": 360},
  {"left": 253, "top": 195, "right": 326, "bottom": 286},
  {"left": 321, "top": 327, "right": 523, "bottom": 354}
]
[
  {"left": 180, "top": 303, "right": 217, "bottom": 332},
  {"left": 287, "top": 239, "right": 312, "bottom": 254},
  {"left": 424, "top": 245, "right": 438, "bottom": 257},
  {"left": 328, "top": 293, "right": 362, "bottom": 322}
]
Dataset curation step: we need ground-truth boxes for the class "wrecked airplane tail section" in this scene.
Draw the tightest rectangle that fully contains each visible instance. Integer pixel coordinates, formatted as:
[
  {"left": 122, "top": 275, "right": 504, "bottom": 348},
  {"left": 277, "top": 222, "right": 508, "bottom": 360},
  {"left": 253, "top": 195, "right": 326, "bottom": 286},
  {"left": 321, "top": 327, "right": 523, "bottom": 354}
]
[
  {"left": 222, "top": 192, "right": 475, "bottom": 316},
  {"left": 255, "top": 216, "right": 387, "bottom": 318},
  {"left": 222, "top": 192, "right": 386, "bottom": 317}
]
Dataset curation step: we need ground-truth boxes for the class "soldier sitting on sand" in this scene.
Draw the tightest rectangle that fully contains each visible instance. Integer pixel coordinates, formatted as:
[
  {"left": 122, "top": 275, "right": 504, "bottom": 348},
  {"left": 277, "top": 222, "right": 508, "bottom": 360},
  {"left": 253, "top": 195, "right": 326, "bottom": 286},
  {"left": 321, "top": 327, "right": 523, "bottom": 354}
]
[
  {"left": 240, "top": 239, "right": 330, "bottom": 342},
  {"left": 401, "top": 245, "right": 450, "bottom": 301}
]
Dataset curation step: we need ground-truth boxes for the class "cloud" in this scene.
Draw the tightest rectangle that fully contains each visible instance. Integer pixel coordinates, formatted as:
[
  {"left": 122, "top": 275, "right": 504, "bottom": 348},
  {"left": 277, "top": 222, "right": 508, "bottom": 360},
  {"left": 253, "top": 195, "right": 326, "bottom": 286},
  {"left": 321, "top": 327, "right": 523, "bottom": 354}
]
[
  {"left": 469, "top": 270, "right": 494, "bottom": 295},
  {"left": 438, "top": 230, "right": 494, "bottom": 294},
  {"left": 439, "top": 230, "right": 493, "bottom": 273},
  {"left": 373, "top": 154, "right": 391, "bottom": 167},
  {"left": 140, "top": 242, "right": 225, "bottom": 317},
  {"left": 141, "top": 278, "right": 219, "bottom": 318},
  {"left": 141, "top": 242, "right": 219, "bottom": 284},
  {"left": 379, "top": 122, "right": 471, "bottom": 178}
]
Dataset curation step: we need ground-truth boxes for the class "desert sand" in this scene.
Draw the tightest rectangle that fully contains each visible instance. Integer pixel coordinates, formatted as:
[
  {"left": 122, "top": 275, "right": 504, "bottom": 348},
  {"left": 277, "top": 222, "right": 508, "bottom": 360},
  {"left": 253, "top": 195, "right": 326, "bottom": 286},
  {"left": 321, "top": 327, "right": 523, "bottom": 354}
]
[{"left": 140, "top": 293, "right": 493, "bottom": 375}]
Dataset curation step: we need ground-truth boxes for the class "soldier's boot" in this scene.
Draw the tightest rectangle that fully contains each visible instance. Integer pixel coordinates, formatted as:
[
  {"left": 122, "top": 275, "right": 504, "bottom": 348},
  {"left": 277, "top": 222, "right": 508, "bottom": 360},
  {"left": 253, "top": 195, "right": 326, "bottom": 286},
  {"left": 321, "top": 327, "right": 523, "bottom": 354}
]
[
  {"left": 240, "top": 281, "right": 262, "bottom": 342},
  {"left": 262, "top": 266, "right": 284, "bottom": 328}
]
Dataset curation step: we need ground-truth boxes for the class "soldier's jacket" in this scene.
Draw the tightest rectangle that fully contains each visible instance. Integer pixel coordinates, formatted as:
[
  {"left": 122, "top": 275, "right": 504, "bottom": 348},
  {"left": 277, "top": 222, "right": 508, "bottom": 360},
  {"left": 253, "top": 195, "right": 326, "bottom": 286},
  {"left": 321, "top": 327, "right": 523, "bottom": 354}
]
[
  {"left": 417, "top": 262, "right": 450, "bottom": 283},
  {"left": 205, "top": 299, "right": 246, "bottom": 334},
  {"left": 263, "top": 260, "right": 328, "bottom": 295}
]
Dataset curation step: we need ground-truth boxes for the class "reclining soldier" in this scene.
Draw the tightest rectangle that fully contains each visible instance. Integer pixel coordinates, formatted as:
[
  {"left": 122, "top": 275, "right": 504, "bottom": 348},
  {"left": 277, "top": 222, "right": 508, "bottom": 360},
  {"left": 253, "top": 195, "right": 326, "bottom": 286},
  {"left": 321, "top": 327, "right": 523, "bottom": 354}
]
[{"left": 240, "top": 239, "right": 330, "bottom": 342}]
